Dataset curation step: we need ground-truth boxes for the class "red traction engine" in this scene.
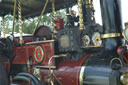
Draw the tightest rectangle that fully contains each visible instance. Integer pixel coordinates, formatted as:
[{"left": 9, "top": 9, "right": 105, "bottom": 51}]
[{"left": 0, "top": 0, "right": 128, "bottom": 85}]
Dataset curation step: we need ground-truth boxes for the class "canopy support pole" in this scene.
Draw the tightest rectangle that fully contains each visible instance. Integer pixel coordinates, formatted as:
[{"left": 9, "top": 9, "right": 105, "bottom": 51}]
[
  {"left": 78, "top": 0, "right": 84, "bottom": 30},
  {"left": 12, "top": 0, "right": 17, "bottom": 36},
  {"left": 18, "top": 0, "right": 23, "bottom": 44},
  {"left": 33, "top": 0, "right": 49, "bottom": 34},
  {"left": 51, "top": 0, "right": 56, "bottom": 33},
  {"left": 2, "top": 17, "right": 5, "bottom": 38}
]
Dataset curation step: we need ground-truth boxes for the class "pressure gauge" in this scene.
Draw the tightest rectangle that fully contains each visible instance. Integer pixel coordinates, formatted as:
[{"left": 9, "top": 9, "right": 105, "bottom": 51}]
[
  {"left": 92, "top": 32, "right": 102, "bottom": 46},
  {"left": 82, "top": 35, "right": 90, "bottom": 47},
  {"left": 123, "top": 28, "right": 128, "bottom": 41},
  {"left": 59, "top": 35, "right": 70, "bottom": 48}
]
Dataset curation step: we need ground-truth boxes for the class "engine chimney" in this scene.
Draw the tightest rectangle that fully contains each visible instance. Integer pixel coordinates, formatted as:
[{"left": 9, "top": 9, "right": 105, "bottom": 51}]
[{"left": 100, "top": 0, "right": 123, "bottom": 55}]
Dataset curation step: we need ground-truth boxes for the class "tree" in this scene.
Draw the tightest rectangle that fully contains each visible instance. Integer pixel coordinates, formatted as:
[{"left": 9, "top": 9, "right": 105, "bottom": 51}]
[
  {"left": 1, "top": 9, "right": 67, "bottom": 34},
  {"left": 0, "top": 15, "right": 13, "bottom": 34}
]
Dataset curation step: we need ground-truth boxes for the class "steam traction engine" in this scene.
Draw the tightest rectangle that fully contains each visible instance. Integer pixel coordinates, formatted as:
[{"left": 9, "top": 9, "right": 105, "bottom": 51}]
[{"left": 0, "top": 0, "right": 128, "bottom": 85}]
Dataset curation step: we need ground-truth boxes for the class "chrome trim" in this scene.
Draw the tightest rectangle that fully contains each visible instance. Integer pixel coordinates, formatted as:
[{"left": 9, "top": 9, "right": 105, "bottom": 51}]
[{"left": 79, "top": 66, "right": 86, "bottom": 85}]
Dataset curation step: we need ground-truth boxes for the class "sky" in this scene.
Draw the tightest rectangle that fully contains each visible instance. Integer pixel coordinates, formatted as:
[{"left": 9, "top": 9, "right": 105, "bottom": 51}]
[
  {"left": 121, "top": 0, "right": 128, "bottom": 28},
  {"left": 94, "top": 0, "right": 128, "bottom": 28},
  {"left": 72, "top": 0, "right": 128, "bottom": 28},
  {"left": 0, "top": 0, "right": 128, "bottom": 29}
]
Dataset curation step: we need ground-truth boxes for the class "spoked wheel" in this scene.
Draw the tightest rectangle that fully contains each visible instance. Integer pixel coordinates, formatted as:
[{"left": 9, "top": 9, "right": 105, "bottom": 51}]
[{"left": 0, "top": 62, "right": 8, "bottom": 85}]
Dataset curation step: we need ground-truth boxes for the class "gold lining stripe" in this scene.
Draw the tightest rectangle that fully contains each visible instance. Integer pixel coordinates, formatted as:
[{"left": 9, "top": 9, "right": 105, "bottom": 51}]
[
  {"left": 101, "top": 33, "right": 121, "bottom": 39},
  {"left": 79, "top": 66, "right": 86, "bottom": 85},
  {"left": 25, "top": 40, "right": 55, "bottom": 45}
]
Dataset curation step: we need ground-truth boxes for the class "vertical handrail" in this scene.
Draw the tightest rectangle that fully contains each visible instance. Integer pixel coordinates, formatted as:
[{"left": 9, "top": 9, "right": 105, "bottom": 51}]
[
  {"left": 2, "top": 17, "right": 5, "bottom": 38},
  {"left": 33, "top": 0, "right": 49, "bottom": 34},
  {"left": 51, "top": 0, "right": 56, "bottom": 33},
  {"left": 12, "top": 0, "right": 17, "bottom": 35}
]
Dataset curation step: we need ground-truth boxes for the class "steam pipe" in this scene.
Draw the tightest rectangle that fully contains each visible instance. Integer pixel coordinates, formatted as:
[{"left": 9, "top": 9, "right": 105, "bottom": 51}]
[
  {"left": 100, "top": 0, "right": 122, "bottom": 55},
  {"left": 13, "top": 76, "right": 35, "bottom": 85},
  {"left": 17, "top": 72, "right": 41, "bottom": 85}
]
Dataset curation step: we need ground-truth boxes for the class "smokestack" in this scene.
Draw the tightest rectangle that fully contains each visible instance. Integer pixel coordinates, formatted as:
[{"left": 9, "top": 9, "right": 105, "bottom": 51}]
[{"left": 100, "top": 0, "right": 123, "bottom": 54}]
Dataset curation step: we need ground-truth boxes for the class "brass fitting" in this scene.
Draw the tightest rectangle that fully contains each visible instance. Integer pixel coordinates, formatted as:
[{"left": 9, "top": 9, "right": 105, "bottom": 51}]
[{"left": 120, "top": 73, "right": 128, "bottom": 85}]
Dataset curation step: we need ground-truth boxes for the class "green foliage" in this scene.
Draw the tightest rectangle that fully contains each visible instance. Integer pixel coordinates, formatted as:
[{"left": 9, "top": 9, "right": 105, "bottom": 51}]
[
  {"left": 23, "top": 20, "right": 36, "bottom": 34},
  {"left": 1, "top": 9, "right": 67, "bottom": 34},
  {"left": 40, "top": 14, "right": 52, "bottom": 25},
  {"left": 0, "top": 15, "right": 13, "bottom": 34},
  {"left": 15, "top": 18, "right": 37, "bottom": 34}
]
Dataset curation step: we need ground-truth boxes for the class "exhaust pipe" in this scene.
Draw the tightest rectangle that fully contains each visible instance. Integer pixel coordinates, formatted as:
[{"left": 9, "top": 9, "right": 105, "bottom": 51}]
[{"left": 100, "top": 0, "right": 123, "bottom": 55}]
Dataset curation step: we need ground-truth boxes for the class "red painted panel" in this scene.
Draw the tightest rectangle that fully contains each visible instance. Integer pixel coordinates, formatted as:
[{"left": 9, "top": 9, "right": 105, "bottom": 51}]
[
  {"left": 39, "top": 55, "right": 88, "bottom": 85},
  {"left": 13, "top": 46, "right": 28, "bottom": 64},
  {"left": 12, "top": 42, "right": 54, "bottom": 66},
  {"left": 32, "top": 43, "right": 54, "bottom": 65}
]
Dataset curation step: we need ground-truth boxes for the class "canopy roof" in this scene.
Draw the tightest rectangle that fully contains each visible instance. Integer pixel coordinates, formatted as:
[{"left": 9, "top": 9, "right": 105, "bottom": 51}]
[{"left": 0, "top": 0, "right": 77, "bottom": 18}]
